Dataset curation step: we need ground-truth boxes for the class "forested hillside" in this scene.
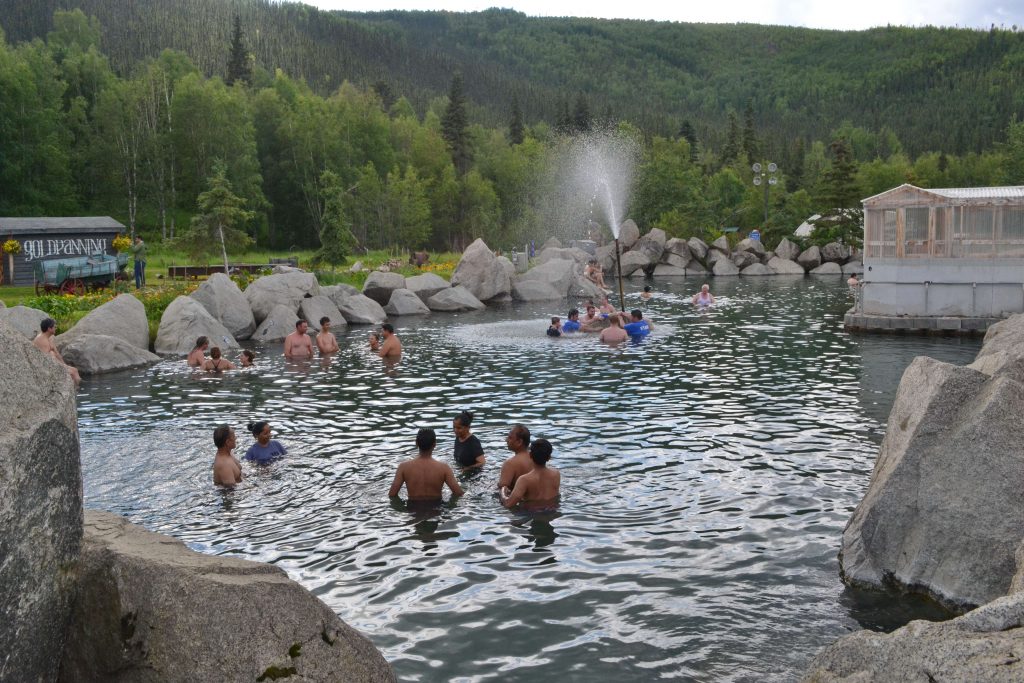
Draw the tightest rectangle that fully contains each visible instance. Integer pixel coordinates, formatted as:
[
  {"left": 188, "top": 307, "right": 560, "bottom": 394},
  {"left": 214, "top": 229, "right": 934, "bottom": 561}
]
[{"left": 4, "top": 0, "right": 1024, "bottom": 156}]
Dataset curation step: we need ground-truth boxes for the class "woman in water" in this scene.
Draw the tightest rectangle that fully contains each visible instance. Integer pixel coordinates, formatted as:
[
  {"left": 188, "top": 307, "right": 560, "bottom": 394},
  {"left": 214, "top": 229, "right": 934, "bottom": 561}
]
[
  {"left": 452, "top": 410, "right": 486, "bottom": 470},
  {"left": 240, "top": 349, "right": 256, "bottom": 367},
  {"left": 244, "top": 421, "right": 287, "bottom": 464},
  {"left": 188, "top": 336, "right": 209, "bottom": 367},
  {"left": 500, "top": 438, "right": 560, "bottom": 509},
  {"left": 692, "top": 284, "right": 715, "bottom": 307},
  {"left": 202, "top": 347, "right": 236, "bottom": 372}
]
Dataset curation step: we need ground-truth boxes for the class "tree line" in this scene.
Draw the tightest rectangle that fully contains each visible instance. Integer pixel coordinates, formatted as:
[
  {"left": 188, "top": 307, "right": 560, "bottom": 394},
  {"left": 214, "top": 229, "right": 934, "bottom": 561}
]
[{"left": 1, "top": 9, "right": 1023, "bottom": 261}]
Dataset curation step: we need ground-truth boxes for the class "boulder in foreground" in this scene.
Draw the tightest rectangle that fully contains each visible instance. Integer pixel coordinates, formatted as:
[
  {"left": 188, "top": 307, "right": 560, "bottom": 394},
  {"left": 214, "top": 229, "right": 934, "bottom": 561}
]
[
  {"left": 59, "top": 510, "right": 396, "bottom": 683},
  {"left": 190, "top": 273, "right": 256, "bottom": 341},
  {"left": 57, "top": 294, "right": 150, "bottom": 350}
]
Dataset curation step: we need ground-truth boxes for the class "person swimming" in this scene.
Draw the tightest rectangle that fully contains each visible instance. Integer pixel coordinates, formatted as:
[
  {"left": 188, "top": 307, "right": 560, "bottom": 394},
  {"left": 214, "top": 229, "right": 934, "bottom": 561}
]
[{"left": 546, "top": 317, "right": 562, "bottom": 337}]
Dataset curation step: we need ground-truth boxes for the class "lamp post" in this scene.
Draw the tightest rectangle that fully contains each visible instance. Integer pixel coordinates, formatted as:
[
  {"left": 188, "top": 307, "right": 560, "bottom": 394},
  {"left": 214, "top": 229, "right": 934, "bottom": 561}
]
[{"left": 752, "top": 161, "right": 778, "bottom": 225}]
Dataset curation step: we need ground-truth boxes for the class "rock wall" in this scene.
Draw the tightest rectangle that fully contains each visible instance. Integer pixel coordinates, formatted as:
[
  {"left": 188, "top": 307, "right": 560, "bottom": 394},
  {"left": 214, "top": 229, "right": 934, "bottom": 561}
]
[
  {"left": 59, "top": 511, "right": 396, "bottom": 683},
  {"left": 0, "top": 320, "right": 82, "bottom": 682}
]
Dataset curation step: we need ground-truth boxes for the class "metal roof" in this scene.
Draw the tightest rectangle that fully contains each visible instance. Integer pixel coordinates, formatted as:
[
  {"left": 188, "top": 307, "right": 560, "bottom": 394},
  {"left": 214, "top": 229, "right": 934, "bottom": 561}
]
[
  {"left": 0, "top": 217, "right": 125, "bottom": 235},
  {"left": 862, "top": 183, "right": 1024, "bottom": 204}
]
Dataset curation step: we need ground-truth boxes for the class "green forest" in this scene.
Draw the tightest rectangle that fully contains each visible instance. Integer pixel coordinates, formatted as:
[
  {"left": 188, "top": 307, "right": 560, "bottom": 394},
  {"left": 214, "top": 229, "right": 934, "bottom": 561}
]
[{"left": 1, "top": 1, "right": 1024, "bottom": 257}]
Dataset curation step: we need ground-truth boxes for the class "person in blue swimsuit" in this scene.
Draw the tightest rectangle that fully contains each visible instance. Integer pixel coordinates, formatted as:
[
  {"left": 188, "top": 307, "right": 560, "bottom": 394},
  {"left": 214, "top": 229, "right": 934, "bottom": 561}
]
[
  {"left": 562, "top": 309, "right": 582, "bottom": 333},
  {"left": 546, "top": 317, "right": 562, "bottom": 337},
  {"left": 621, "top": 309, "right": 653, "bottom": 339},
  {"left": 244, "top": 421, "right": 287, "bottom": 464}
]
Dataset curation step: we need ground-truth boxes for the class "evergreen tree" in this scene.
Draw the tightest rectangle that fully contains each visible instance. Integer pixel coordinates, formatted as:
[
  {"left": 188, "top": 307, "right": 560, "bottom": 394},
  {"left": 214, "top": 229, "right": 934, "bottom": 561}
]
[
  {"left": 372, "top": 79, "right": 395, "bottom": 111},
  {"left": 178, "top": 160, "right": 254, "bottom": 272},
  {"left": 225, "top": 16, "right": 250, "bottom": 86},
  {"left": 441, "top": 72, "right": 471, "bottom": 175},
  {"left": 678, "top": 119, "right": 698, "bottom": 161},
  {"left": 554, "top": 96, "right": 572, "bottom": 135},
  {"left": 742, "top": 101, "right": 758, "bottom": 165},
  {"left": 822, "top": 137, "right": 860, "bottom": 208},
  {"left": 314, "top": 169, "right": 357, "bottom": 265},
  {"left": 786, "top": 138, "right": 805, "bottom": 193},
  {"left": 572, "top": 92, "right": 591, "bottom": 134},
  {"left": 509, "top": 95, "right": 524, "bottom": 145},
  {"left": 721, "top": 111, "right": 740, "bottom": 164}
]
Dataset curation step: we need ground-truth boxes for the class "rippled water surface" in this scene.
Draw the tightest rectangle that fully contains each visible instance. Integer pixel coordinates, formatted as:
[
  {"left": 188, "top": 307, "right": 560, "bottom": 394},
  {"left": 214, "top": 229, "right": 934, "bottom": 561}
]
[{"left": 77, "top": 278, "right": 982, "bottom": 682}]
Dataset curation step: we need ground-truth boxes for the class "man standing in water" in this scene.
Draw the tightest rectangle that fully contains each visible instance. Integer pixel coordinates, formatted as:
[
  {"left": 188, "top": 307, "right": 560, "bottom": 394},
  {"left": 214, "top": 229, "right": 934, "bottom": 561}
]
[
  {"left": 369, "top": 323, "right": 402, "bottom": 358},
  {"left": 497, "top": 424, "right": 534, "bottom": 492},
  {"left": 501, "top": 439, "right": 560, "bottom": 509},
  {"left": 621, "top": 309, "right": 653, "bottom": 339},
  {"left": 284, "top": 320, "right": 314, "bottom": 358},
  {"left": 212, "top": 425, "right": 242, "bottom": 487},
  {"left": 316, "top": 317, "right": 340, "bottom": 355},
  {"left": 389, "top": 428, "right": 464, "bottom": 501}
]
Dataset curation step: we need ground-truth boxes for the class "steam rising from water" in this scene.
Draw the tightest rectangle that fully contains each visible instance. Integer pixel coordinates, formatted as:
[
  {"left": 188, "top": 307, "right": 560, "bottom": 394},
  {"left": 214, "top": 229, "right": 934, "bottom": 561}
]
[{"left": 536, "top": 129, "right": 640, "bottom": 243}]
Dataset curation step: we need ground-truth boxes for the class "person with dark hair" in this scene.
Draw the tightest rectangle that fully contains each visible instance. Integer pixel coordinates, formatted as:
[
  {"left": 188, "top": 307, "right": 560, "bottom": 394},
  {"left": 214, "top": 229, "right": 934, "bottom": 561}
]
[
  {"left": 131, "top": 236, "right": 146, "bottom": 290},
  {"left": 497, "top": 424, "right": 533, "bottom": 491},
  {"left": 240, "top": 349, "right": 256, "bottom": 367},
  {"left": 562, "top": 309, "right": 582, "bottom": 333},
  {"left": 546, "top": 316, "right": 562, "bottom": 337},
  {"left": 369, "top": 323, "right": 401, "bottom": 358},
  {"left": 621, "top": 309, "right": 652, "bottom": 339},
  {"left": 32, "top": 318, "right": 81, "bottom": 385},
  {"left": 500, "top": 438, "right": 560, "bottom": 509},
  {"left": 389, "top": 428, "right": 464, "bottom": 501},
  {"left": 641, "top": 285, "right": 653, "bottom": 301},
  {"left": 452, "top": 411, "right": 485, "bottom": 470},
  {"left": 316, "top": 317, "right": 339, "bottom": 355},
  {"left": 243, "top": 421, "right": 287, "bottom": 464},
  {"left": 580, "top": 302, "right": 604, "bottom": 332},
  {"left": 187, "top": 336, "right": 209, "bottom": 368},
  {"left": 584, "top": 258, "right": 608, "bottom": 290},
  {"left": 285, "top": 320, "right": 313, "bottom": 358},
  {"left": 202, "top": 346, "right": 236, "bottom": 372},
  {"left": 212, "top": 425, "right": 242, "bottom": 486}
]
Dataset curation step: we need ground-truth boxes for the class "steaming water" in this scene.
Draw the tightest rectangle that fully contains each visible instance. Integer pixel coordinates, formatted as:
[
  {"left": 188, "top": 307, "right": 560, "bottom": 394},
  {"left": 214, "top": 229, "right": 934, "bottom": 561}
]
[{"left": 76, "top": 278, "right": 980, "bottom": 682}]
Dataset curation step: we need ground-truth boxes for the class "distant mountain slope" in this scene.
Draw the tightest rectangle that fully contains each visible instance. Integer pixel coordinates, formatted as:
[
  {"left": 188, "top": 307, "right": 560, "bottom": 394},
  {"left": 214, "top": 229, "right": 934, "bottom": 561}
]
[{"left": 3, "top": 0, "right": 1023, "bottom": 155}]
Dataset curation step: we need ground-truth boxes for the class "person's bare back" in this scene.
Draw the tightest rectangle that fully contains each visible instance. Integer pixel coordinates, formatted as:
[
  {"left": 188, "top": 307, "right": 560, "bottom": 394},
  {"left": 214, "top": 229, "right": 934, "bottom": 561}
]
[
  {"left": 498, "top": 452, "right": 533, "bottom": 490},
  {"left": 508, "top": 467, "right": 560, "bottom": 505},
  {"left": 389, "top": 428, "right": 464, "bottom": 501}
]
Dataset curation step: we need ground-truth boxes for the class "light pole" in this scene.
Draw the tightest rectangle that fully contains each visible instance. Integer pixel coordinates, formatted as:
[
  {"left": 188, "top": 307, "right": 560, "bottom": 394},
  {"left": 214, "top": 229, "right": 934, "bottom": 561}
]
[{"left": 752, "top": 161, "right": 778, "bottom": 225}]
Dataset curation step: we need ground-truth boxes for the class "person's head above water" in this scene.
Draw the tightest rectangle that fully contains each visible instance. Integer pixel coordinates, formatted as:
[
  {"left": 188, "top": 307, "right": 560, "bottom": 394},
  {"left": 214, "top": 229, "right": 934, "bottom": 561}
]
[
  {"left": 630, "top": 309, "right": 644, "bottom": 321},
  {"left": 453, "top": 411, "right": 474, "bottom": 438},
  {"left": 381, "top": 323, "right": 395, "bottom": 336},
  {"left": 241, "top": 349, "right": 255, "bottom": 364},
  {"left": 213, "top": 424, "right": 234, "bottom": 449},
  {"left": 194, "top": 336, "right": 209, "bottom": 350},
  {"left": 529, "top": 438, "right": 553, "bottom": 467},
  {"left": 701, "top": 284, "right": 710, "bottom": 293},
  {"left": 567, "top": 308, "right": 579, "bottom": 320},
  {"left": 644, "top": 285, "right": 652, "bottom": 293},
  {"left": 210, "top": 346, "right": 222, "bottom": 360},
  {"left": 295, "top": 320, "right": 308, "bottom": 332},
  {"left": 248, "top": 421, "right": 270, "bottom": 443},
  {"left": 416, "top": 427, "right": 437, "bottom": 453},
  {"left": 550, "top": 316, "right": 560, "bottom": 325},
  {"left": 507, "top": 423, "right": 530, "bottom": 451}
]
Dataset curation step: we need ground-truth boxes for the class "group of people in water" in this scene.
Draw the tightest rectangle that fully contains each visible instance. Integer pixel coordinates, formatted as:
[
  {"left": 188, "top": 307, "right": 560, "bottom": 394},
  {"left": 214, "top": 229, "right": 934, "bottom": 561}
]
[{"left": 211, "top": 410, "right": 560, "bottom": 510}]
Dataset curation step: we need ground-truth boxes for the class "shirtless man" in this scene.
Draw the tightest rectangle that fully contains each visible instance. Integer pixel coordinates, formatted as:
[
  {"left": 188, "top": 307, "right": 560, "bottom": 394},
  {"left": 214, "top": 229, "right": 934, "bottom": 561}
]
[
  {"left": 584, "top": 259, "right": 608, "bottom": 290},
  {"left": 212, "top": 425, "right": 243, "bottom": 487},
  {"left": 316, "top": 317, "right": 340, "bottom": 355},
  {"left": 284, "top": 320, "right": 314, "bottom": 358},
  {"left": 599, "top": 312, "right": 628, "bottom": 343},
  {"left": 497, "top": 424, "right": 534, "bottom": 492},
  {"left": 202, "top": 346, "right": 236, "bottom": 371},
  {"left": 369, "top": 323, "right": 402, "bottom": 358},
  {"left": 598, "top": 295, "right": 616, "bottom": 315},
  {"left": 187, "top": 336, "right": 209, "bottom": 368},
  {"left": 388, "top": 428, "right": 464, "bottom": 501},
  {"left": 581, "top": 302, "right": 607, "bottom": 332},
  {"left": 501, "top": 438, "right": 560, "bottom": 509},
  {"left": 33, "top": 318, "right": 81, "bottom": 385}
]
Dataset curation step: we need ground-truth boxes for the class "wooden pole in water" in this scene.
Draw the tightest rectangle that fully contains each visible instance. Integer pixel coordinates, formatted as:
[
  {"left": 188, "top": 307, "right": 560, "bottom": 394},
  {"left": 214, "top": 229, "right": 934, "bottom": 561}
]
[{"left": 614, "top": 237, "right": 625, "bottom": 312}]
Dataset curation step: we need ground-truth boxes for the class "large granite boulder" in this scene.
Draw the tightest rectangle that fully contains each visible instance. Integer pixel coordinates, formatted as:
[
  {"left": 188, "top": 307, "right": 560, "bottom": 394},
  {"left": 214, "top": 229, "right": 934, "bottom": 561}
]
[
  {"left": 618, "top": 219, "right": 640, "bottom": 248},
  {"left": 450, "top": 238, "right": 511, "bottom": 302},
  {"left": 712, "top": 259, "right": 740, "bottom": 276},
  {"left": 300, "top": 296, "right": 346, "bottom": 332},
  {"left": 821, "top": 241, "right": 851, "bottom": 263},
  {"left": 839, "top": 356, "right": 1024, "bottom": 611},
  {"left": 618, "top": 250, "right": 652, "bottom": 276},
  {"left": 774, "top": 237, "right": 801, "bottom": 261},
  {"left": 519, "top": 258, "right": 577, "bottom": 296},
  {"left": 512, "top": 280, "right": 564, "bottom": 301},
  {"left": 254, "top": 303, "right": 303, "bottom": 343},
  {"left": 841, "top": 261, "right": 864, "bottom": 275},
  {"left": 740, "top": 263, "right": 773, "bottom": 276},
  {"left": 538, "top": 247, "right": 590, "bottom": 265},
  {"left": 570, "top": 275, "right": 606, "bottom": 299},
  {"left": 687, "top": 237, "right": 710, "bottom": 261},
  {"left": 384, "top": 288, "right": 431, "bottom": 316},
  {"left": 427, "top": 286, "right": 486, "bottom": 312},
  {"left": 732, "top": 251, "right": 760, "bottom": 269},
  {"left": 244, "top": 271, "right": 321, "bottom": 325},
  {"left": 809, "top": 261, "right": 842, "bottom": 275},
  {"left": 767, "top": 257, "right": 806, "bottom": 275},
  {"left": 59, "top": 511, "right": 396, "bottom": 682},
  {"left": 321, "top": 283, "right": 359, "bottom": 310},
  {"left": 0, "top": 320, "right": 81, "bottom": 683},
  {"left": 58, "top": 334, "right": 160, "bottom": 375},
  {"left": 710, "top": 235, "right": 730, "bottom": 254},
  {"left": 970, "top": 313, "right": 1024, "bottom": 377},
  {"left": 631, "top": 229, "right": 666, "bottom": 264},
  {"left": 154, "top": 297, "right": 238, "bottom": 356},
  {"left": 736, "top": 238, "right": 766, "bottom": 257},
  {"left": 190, "top": 273, "right": 256, "bottom": 341},
  {"left": 404, "top": 273, "right": 450, "bottom": 304},
  {"left": 338, "top": 294, "right": 387, "bottom": 325},
  {"left": 362, "top": 271, "right": 407, "bottom": 306},
  {"left": 705, "top": 250, "right": 729, "bottom": 268},
  {"left": 496, "top": 255, "right": 515, "bottom": 283},
  {"left": 686, "top": 261, "right": 709, "bottom": 275},
  {"left": 0, "top": 305, "right": 49, "bottom": 339},
  {"left": 801, "top": 589, "right": 1024, "bottom": 683},
  {"left": 57, "top": 294, "right": 150, "bottom": 350},
  {"left": 661, "top": 238, "right": 692, "bottom": 269},
  {"left": 797, "top": 245, "right": 822, "bottom": 271},
  {"left": 594, "top": 243, "right": 618, "bottom": 272}
]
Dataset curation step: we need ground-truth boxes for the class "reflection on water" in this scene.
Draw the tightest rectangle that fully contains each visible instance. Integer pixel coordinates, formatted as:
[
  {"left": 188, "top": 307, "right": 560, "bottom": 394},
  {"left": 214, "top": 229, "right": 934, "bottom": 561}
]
[{"left": 76, "top": 278, "right": 981, "bottom": 682}]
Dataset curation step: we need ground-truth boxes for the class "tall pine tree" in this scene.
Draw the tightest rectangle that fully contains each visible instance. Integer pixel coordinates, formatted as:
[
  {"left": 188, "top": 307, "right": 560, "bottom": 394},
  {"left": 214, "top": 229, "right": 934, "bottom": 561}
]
[
  {"left": 225, "top": 16, "right": 250, "bottom": 86},
  {"left": 742, "top": 101, "right": 759, "bottom": 165},
  {"left": 679, "top": 119, "right": 698, "bottom": 161},
  {"left": 509, "top": 95, "right": 524, "bottom": 145},
  {"left": 441, "top": 72, "right": 471, "bottom": 175},
  {"left": 572, "top": 92, "right": 591, "bottom": 134},
  {"left": 721, "top": 111, "right": 741, "bottom": 164}
]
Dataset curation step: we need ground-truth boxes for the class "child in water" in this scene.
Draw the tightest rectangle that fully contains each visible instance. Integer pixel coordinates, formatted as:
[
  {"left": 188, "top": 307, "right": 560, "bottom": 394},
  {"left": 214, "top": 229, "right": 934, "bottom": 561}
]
[{"left": 546, "top": 317, "right": 562, "bottom": 337}]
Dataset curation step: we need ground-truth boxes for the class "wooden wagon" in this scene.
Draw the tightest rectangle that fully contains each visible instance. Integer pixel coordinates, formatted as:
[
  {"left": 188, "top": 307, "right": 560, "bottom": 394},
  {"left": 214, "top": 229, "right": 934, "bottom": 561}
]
[{"left": 33, "top": 252, "right": 129, "bottom": 295}]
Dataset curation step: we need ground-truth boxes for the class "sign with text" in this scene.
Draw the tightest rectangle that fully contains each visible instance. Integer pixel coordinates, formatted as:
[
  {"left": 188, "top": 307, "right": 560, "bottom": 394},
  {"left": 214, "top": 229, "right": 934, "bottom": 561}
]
[{"left": 20, "top": 237, "right": 110, "bottom": 261}]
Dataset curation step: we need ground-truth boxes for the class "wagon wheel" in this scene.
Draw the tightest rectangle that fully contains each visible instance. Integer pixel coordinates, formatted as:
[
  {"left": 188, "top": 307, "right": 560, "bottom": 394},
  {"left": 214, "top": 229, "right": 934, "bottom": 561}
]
[
  {"left": 60, "top": 279, "right": 85, "bottom": 296},
  {"left": 35, "top": 281, "right": 45, "bottom": 295}
]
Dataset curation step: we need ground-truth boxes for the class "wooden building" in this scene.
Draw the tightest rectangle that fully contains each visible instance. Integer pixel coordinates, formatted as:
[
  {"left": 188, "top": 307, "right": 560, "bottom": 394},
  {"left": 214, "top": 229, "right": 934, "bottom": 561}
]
[{"left": 0, "top": 217, "right": 125, "bottom": 287}]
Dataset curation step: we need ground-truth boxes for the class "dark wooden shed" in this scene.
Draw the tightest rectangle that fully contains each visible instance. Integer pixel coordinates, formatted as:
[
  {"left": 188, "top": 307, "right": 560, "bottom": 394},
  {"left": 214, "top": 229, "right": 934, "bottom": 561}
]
[{"left": 0, "top": 217, "right": 125, "bottom": 286}]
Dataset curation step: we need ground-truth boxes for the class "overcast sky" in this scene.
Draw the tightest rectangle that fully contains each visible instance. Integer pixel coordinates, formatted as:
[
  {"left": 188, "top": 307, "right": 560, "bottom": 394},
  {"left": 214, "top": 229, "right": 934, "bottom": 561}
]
[{"left": 306, "top": 0, "right": 1024, "bottom": 30}]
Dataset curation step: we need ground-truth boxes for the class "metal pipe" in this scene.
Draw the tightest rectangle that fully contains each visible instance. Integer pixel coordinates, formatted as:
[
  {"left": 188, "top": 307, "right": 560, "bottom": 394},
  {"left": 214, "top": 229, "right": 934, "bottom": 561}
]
[{"left": 614, "top": 237, "right": 625, "bottom": 312}]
